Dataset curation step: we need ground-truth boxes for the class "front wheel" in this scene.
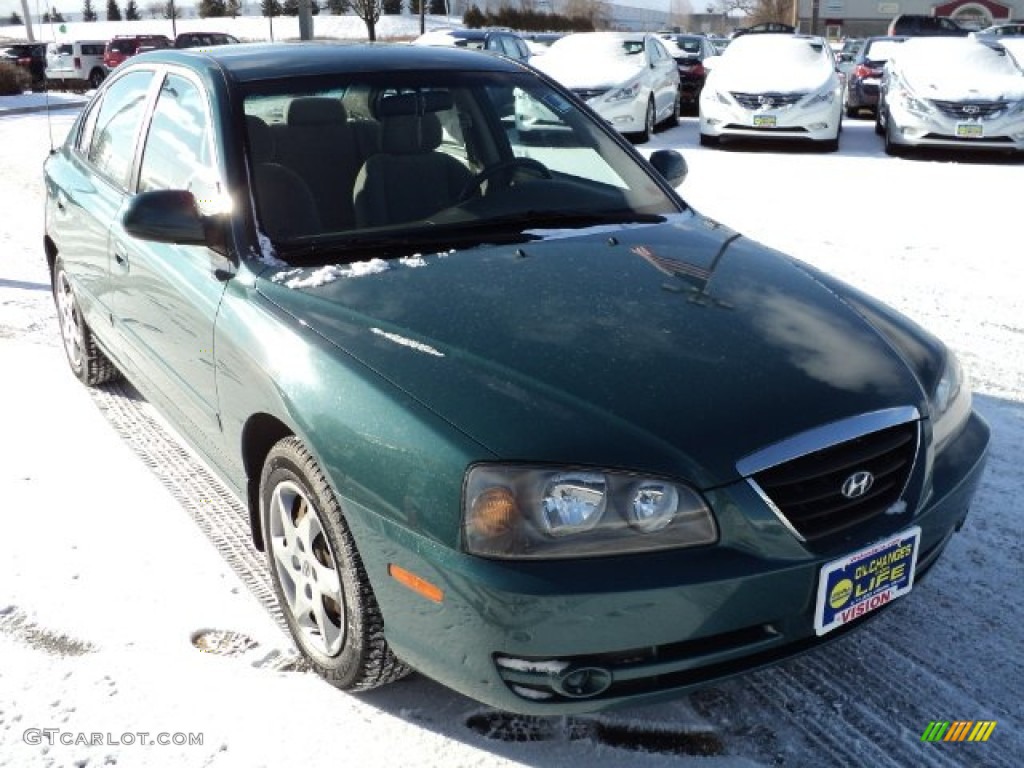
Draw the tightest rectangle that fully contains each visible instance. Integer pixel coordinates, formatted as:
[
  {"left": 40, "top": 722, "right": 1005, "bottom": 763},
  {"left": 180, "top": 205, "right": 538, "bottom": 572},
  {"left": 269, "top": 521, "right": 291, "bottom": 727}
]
[
  {"left": 88, "top": 68, "right": 105, "bottom": 90},
  {"left": 261, "top": 437, "right": 410, "bottom": 691},
  {"left": 52, "top": 257, "right": 120, "bottom": 386},
  {"left": 632, "top": 97, "right": 656, "bottom": 144},
  {"left": 884, "top": 109, "right": 906, "bottom": 157}
]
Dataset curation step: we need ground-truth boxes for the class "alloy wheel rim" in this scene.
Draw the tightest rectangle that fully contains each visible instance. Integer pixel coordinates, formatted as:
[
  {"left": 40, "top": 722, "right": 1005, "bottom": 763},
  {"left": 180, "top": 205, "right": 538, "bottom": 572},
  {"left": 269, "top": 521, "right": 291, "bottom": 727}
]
[
  {"left": 56, "top": 270, "right": 83, "bottom": 369},
  {"left": 269, "top": 480, "right": 345, "bottom": 657}
]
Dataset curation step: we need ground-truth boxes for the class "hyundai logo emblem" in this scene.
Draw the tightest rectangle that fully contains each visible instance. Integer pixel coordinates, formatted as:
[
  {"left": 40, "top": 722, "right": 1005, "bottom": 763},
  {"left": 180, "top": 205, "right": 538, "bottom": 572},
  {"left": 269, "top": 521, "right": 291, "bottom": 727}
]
[
  {"left": 841, "top": 471, "right": 874, "bottom": 500},
  {"left": 758, "top": 95, "right": 775, "bottom": 108},
  {"left": 961, "top": 105, "right": 979, "bottom": 115}
]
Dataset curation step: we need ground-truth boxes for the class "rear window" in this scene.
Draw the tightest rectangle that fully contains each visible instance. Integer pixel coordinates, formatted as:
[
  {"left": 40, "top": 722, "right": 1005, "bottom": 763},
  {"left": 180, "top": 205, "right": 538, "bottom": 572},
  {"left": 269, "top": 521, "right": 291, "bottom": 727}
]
[
  {"left": 108, "top": 41, "right": 137, "bottom": 54},
  {"left": 81, "top": 44, "right": 105, "bottom": 56}
]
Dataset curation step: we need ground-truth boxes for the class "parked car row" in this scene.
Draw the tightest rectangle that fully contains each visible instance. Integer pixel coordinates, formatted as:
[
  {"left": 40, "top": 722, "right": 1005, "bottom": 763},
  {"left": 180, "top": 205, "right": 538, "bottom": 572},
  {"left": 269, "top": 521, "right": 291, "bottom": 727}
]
[{"left": 38, "top": 31, "right": 239, "bottom": 91}]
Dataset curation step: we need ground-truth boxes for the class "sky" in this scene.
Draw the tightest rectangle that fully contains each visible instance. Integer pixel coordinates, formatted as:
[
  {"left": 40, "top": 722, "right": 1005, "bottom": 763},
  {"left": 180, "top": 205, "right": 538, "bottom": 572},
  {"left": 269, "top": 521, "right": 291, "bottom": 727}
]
[{"left": 0, "top": 21, "right": 1021, "bottom": 765}]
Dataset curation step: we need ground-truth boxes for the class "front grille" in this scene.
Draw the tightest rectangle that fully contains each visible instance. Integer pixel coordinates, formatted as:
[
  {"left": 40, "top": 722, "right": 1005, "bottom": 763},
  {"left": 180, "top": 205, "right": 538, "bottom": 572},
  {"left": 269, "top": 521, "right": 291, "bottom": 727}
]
[
  {"left": 730, "top": 91, "right": 805, "bottom": 110},
  {"left": 572, "top": 88, "right": 609, "bottom": 102},
  {"left": 929, "top": 100, "right": 1009, "bottom": 120},
  {"left": 752, "top": 422, "right": 919, "bottom": 542}
]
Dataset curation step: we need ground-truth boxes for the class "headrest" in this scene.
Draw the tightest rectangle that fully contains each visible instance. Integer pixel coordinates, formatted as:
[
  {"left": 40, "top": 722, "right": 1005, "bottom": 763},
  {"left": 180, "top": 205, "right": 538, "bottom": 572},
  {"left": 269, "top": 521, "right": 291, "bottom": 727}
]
[
  {"left": 382, "top": 112, "right": 443, "bottom": 155},
  {"left": 377, "top": 90, "right": 454, "bottom": 118},
  {"left": 287, "top": 97, "right": 348, "bottom": 126},
  {"left": 245, "top": 115, "right": 274, "bottom": 163}
]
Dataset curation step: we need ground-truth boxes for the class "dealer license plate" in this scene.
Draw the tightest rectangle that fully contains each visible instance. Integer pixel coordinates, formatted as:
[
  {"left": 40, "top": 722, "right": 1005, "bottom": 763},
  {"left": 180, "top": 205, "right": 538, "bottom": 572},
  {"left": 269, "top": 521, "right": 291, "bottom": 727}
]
[
  {"left": 956, "top": 123, "right": 983, "bottom": 138},
  {"left": 814, "top": 527, "right": 921, "bottom": 636},
  {"left": 753, "top": 114, "right": 777, "bottom": 128}
]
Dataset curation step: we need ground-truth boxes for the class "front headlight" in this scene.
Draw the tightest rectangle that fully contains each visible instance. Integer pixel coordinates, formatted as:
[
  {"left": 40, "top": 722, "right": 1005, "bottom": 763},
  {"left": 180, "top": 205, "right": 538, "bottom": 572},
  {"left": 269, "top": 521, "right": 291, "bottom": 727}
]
[
  {"left": 888, "top": 74, "right": 932, "bottom": 116},
  {"left": 606, "top": 82, "right": 641, "bottom": 103},
  {"left": 804, "top": 86, "right": 836, "bottom": 107},
  {"left": 463, "top": 465, "right": 717, "bottom": 559},
  {"left": 930, "top": 350, "right": 972, "bottom": 452}
]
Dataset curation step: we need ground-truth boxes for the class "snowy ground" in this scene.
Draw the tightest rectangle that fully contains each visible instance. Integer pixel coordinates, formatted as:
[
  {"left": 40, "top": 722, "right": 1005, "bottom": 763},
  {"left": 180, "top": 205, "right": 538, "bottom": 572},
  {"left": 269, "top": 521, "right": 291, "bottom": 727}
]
[{"left": 0, "top": 92, "right": 1021, "bottom": 767}]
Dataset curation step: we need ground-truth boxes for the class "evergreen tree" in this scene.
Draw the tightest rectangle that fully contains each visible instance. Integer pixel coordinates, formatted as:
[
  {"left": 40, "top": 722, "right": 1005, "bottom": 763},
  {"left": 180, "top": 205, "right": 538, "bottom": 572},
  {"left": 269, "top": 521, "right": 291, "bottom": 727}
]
[
  {"left": 463, "top": 4, "right": 484, "bottom": 27},
  {"left": 44, "top": 6, "right": 66, "bottom": 21},
  {"left": 382, "top": 0, "right": 400, "bottom": 13},
  {"left": 199, "top": 0, "right": 227, "bottom": 16},
  {"left": 311, "top": 0, "right": 320, "bottom": 14},
  {"left": 106, "top": 0, "right": 122, "bottom": 20},
  {"left": 226, "top": 0, "right": 241, "bottom": 16},
  {"left": 326, "top": 0, "right": 346, "bottom": 13},
  {"left": 9, "top": 11, "right": 23, "bottom": 24},
  {"left": 283, "top": 0, "right": 298, "bottom": 15},
  {"left": 428, "top": 0, "right": 443, "bottom": 14},
  {"left": 408, "top": 0, "right": 421, "bottom": 13},
  {"left": 125, "top": 0, "right": 141, "bottom": 18},
  {"left": 262, "top": 0, "right": 282, "bottom": 15},
  {"left": 82, "top": 0, "right": 98, "bottom": 21}
]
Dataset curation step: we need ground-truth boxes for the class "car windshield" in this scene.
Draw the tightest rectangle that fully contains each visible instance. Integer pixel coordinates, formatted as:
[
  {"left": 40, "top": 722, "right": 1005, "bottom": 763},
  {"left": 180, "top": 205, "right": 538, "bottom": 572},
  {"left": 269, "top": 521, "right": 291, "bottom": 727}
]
[
  {"left": 675, "top": 37, "right": 703, "bottom": 54},
  {"left": 242, "top": 70, "right": 680, "bottom": 258},
  {"left": 863, "top": 39, "right": 905, "bottom": 62}
]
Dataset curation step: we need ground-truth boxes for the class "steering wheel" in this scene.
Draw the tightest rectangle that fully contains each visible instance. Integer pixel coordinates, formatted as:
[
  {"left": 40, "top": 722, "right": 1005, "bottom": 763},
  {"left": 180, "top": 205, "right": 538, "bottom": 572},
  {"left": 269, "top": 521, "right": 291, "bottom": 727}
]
[{"left": 458, "top": 158, "right": 552, "bottom": 203}]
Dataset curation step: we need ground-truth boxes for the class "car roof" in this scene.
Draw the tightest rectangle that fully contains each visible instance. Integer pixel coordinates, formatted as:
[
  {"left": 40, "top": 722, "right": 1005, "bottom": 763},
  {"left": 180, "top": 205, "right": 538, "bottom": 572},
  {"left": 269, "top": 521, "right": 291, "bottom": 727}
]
[{"left": 129, "top": 42, "right": 525, "bottom": 83}]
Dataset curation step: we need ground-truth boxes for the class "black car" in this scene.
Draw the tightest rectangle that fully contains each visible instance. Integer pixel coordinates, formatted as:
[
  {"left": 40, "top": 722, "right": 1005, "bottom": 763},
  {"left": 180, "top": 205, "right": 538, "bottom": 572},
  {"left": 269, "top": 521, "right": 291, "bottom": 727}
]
[
  {"left": 731, "top": 22, "right": 796, "bottom": 39},
  {"left": 667, "top": 35, "right": 717, "bottom": 114},
  {"left": 1, "top": 42, "right": 47, "bottom": 90},
  {"left": 887, "top": 14, "right": 969, "bottom": 37},
  {"left": 174, "top": 32, "right": 241, "bottom": 49},
  {"left": 844, "top": 36, "right": 908, "bottom": 117}
]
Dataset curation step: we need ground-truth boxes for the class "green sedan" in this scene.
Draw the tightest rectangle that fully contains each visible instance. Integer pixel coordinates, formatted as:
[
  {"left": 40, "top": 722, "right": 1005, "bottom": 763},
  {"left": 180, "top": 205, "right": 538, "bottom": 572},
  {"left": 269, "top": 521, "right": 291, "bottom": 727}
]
[{"left": 43, "top": 43, "right": 989, "bottom": 714}]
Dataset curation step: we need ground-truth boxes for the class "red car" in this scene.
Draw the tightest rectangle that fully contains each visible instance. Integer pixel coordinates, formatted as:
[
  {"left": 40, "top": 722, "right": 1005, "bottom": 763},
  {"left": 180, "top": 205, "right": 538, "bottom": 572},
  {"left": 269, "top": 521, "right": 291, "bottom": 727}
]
[{"left": 103, "top": 35, "right": 171, "bottom": 69}]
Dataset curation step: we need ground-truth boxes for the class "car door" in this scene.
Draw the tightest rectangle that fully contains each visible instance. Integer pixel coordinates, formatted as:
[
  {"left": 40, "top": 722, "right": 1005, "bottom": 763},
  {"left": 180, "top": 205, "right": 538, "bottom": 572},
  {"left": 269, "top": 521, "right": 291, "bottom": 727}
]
[
  {"left": 46, "top": 43, "right": 72, "bottom": 80},
  {"left": 109, "top": 69, "right": 229, "bottom": 441},
  {"left": 48, "top": 68, "right": 156, "bottom": 336},
  {"left": 646, "top": 37, "right": 678, "bottom": 119}
]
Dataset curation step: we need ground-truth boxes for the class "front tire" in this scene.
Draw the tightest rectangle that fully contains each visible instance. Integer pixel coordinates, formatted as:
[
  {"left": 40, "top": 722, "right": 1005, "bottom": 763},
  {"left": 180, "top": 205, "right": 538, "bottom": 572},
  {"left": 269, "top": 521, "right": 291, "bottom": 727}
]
[
  {"left": 884, "top": 109, "right": 905, "bottom": 157},
  {"left": 658, "top": 89, "right": 681, "bottom": 131},
  {"left": 88, "top": 68, "right": 105, "bottom": 90},
  {"left": 633, "top": 97, "right": 656, "bottom": 144},
  {"left": 261, "top": 437, "right": 410, "bottom": 691},
  {"left": 52, "top": 258, "right": 119, "bottom": 386}
]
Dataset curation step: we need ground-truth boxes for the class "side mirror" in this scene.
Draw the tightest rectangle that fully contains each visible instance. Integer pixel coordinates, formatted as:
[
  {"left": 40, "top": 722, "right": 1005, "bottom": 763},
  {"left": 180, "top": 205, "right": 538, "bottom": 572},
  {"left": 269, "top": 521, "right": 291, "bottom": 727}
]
[
  {"left": 649, "top": 149, "right": 687, "bottom": 186},
  {"left": 122, "top": 189, "right": 209, "bottom": 245}
]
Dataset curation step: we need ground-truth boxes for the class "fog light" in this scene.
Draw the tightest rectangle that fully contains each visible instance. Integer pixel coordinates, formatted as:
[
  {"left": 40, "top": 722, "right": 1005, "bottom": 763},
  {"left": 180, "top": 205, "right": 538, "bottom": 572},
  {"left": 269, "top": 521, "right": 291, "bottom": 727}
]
[
  {"left": 809, "top": 122, "right": 828, "bottom": 130},
  {"left": 705, "top": 117, "right": 722, "bottom": 126},
  {"left": 554, "top": 666, "right": 613, "bottom": 698},
  {"left": 611, "top": 115, "right": 634, "bottom": 125}
]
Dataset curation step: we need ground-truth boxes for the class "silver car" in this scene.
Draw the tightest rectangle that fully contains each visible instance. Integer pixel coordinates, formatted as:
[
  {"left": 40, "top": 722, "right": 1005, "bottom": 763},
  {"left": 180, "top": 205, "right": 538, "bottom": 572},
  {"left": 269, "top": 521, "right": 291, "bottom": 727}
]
[{"left": 878, "top": 37, "right": 1024, "bottom": 155}]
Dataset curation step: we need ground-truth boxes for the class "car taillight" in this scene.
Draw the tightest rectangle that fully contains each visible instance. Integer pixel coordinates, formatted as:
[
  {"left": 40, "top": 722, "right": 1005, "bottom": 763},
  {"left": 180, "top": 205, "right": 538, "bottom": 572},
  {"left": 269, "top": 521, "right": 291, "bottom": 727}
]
[
  {"left": 854, "top": 65, "right": 881, "bottom": 79},
  {"left": 74, "top": 56, "right": 81, "bottom": 69}
]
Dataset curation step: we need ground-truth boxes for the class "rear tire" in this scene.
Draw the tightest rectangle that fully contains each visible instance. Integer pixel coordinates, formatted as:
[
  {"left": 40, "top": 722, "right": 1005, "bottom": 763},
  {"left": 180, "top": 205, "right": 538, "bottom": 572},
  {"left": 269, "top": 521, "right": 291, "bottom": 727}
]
[
  {"left": 658, "top": 89, "right": 681, "bottom": 131},
  {"left": 52, "top": 257, "right": 120, "bottom": 387},
  {"left": 845, "top": 103, "right": 858, "bottom": 119},
  {"left": 261, "top": 437, "right": 411, "bottom": 691},
  {"left": 874, "top": 108, "right": 885, "bottom": 136},
  {"left": 88, "top": 68, "right": 105, "bottom": 90}
]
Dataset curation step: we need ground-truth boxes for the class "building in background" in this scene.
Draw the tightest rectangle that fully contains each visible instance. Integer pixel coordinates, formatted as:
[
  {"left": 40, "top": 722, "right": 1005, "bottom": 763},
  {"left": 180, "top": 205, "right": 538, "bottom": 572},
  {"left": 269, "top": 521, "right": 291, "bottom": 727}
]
[{"left": 795, "top": 0, "right": 1021, "bottom": 38}]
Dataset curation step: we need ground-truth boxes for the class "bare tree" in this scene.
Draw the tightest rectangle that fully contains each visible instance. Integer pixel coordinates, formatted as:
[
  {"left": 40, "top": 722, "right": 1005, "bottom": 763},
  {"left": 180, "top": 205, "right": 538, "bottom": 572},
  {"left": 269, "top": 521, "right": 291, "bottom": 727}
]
[{"left": 349, "top": 0, "right": 382, "bottom": 41}]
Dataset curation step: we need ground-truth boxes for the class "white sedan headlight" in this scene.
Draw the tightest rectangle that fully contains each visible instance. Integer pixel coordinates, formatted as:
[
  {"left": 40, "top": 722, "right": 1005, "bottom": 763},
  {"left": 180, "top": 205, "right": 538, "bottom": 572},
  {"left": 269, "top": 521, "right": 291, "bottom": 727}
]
[
  {"left": 463, "top": 465, "right": 716, "bottom": 559},
  {"left": 606, "top": 82, "right": 642, "bottom": 103},
  {"left": 888, "top": 73, "right": 932, "bottom": 116},
  {"left": 804, "top": 85, "right": 837, "bottom": 107}
]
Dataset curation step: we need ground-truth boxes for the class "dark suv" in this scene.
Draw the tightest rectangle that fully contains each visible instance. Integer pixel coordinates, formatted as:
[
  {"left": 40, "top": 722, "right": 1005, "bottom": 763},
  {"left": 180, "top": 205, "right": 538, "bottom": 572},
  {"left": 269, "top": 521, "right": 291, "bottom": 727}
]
[
  {"left": 1, "top": 42, "right": 47, "bottom": 90},
  {"left": 174, "top": 32, "right": 241, "bottom": 49},
  {"left": 887, "top": 15, "right": 969, "bottom": 37},
  {"left": 103, "top": 35, "right": 172, "bottom": 69}
]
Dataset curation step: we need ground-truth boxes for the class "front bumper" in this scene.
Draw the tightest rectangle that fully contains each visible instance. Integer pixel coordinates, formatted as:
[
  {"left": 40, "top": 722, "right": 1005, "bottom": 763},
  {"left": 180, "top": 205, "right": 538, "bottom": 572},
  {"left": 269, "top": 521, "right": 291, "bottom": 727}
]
[
  {"left": 700, "top": 92, "right": 841, "bottom": 143},
  {"left": 353, "top": 410, "right": 989, "bottom": 715},
  {"left": 887, "top": 99, "right": 1024, "bottom": 151},
  {"left": 586, "top": 92, "right": 649, "bottom": 135}
]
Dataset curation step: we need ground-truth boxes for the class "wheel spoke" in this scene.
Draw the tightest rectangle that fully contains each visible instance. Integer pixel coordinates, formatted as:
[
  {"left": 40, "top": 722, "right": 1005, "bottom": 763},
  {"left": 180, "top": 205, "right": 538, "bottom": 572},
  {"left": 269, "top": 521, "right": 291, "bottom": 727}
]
[{"left": 310, "top": 589, "right": 343, "bottom": 655}]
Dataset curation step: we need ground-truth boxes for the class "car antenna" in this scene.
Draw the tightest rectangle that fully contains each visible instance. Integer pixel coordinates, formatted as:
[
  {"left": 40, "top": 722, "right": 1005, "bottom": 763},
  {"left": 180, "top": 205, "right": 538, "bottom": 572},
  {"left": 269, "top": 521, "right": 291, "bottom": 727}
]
[{"left": 36, "top": 0, "right": 56, "bottom": 153}]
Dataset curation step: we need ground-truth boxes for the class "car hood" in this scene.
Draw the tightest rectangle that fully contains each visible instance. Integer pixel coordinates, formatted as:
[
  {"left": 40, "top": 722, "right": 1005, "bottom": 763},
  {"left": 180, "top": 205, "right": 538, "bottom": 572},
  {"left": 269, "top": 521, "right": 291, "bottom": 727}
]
[
  {"left": 903, "top": 69, "right": 1024, "bottom": 101},
  {"left": 534, "top": 56, "right": 644, "bottom": 89},
  {"left": 708, "top": 60, "right": 834, "bottom": 95},
  {"left": 256, "top": 213, "right": 926, "bottom": 488}
]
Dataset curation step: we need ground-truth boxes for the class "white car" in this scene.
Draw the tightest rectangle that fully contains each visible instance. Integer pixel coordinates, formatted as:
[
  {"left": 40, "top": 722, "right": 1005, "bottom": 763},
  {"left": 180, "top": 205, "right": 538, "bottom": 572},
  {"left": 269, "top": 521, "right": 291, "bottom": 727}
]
[
  {"left": 878, "top": 37, "right": 1024, "bottom": 156},
  {"left": 45, "top": 40, "right": 107, "bottom": 91},
  {"left": 699, "top": 34, "right": 843, "bottom": 151},
  {"left": 532, "top": 32, "right": 681, "bottom": 143}
]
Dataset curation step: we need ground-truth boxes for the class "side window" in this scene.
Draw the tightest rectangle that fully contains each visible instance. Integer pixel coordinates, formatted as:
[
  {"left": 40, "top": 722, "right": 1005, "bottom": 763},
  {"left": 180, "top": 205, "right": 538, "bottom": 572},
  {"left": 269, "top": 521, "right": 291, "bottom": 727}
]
[
  {"left": 138, "top": 74, "right": 217, "bottom": 208},
  {"left": 87, "top": 70, "right": 154, "bottom": 189},
  {"left": 486, "top": 36, "right": 503, "bottom": 53},
  {"left": 76, "top": 94, "right": 103, "bottom": 152},
  {"left": 500, "top": 36, "right": 520, "bottom": 59}
]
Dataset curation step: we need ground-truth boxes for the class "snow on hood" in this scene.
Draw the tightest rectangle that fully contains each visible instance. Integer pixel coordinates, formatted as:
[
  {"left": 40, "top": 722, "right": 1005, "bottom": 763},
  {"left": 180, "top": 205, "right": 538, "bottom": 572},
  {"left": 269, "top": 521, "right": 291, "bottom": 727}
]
[
  {"left": 708, "top": 35, "right": 834, "bottom": 94},
  {"left": 534, "top": 33, "right": 646, "bottom": 88},
  {"left": 890, "top": 38, "right": 1024, "bottom": 101}
]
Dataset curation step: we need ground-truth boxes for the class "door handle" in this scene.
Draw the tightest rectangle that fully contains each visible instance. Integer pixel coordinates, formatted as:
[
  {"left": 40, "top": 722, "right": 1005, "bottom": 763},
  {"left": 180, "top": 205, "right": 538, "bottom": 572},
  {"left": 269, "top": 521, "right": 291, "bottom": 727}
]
[{"left": 113, "top": 245, "right": 129, "bottom": 272}]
